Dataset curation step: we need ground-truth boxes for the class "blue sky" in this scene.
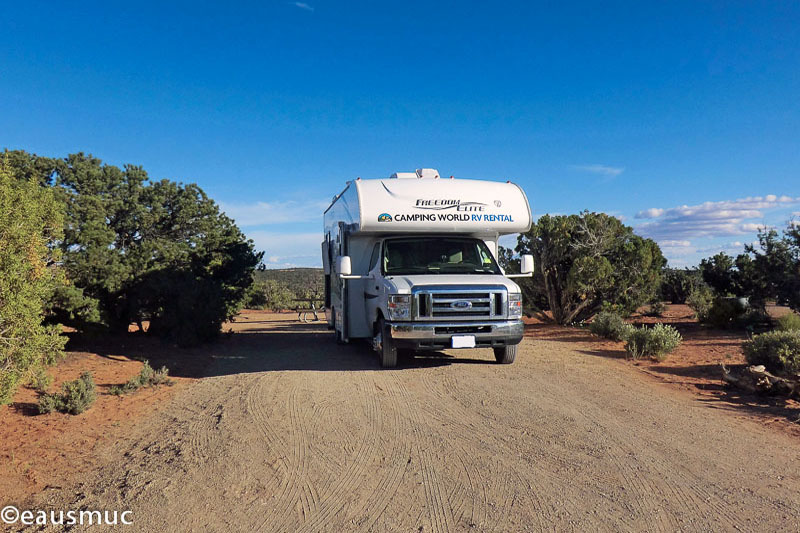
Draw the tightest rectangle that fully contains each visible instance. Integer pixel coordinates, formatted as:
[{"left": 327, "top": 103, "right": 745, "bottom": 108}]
[{"left": 2, "top": 1, "right": 798, "bottom": 267}]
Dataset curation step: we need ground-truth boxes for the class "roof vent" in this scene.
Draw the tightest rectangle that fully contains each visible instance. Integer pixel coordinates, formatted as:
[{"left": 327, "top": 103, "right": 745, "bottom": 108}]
[
  {"left": 416, "top": 168, "right": 440, "bottom": 179},
  {"left": 389, "top": 168, "right": 441, "bottom": 179}
]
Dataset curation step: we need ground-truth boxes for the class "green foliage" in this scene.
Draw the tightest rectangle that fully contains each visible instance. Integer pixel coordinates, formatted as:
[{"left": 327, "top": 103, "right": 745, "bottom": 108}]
[
  {"left": 497, "top": 246, "right": 519, "bottom": 272},
  {"left": 705, "top": 298, "right": 748, "bottom": 328},
  {"left": 589, "top": 311, "right": 635, "bottom": 341},
  {"left": 625, "top": 324, "right": 683, "bottom": 361},
  {"left": 691, "top": 296, "right": 768, "bottom": 331},
  {"left": 744, "top": 225, "right": 800, "bottom": 311},
  {"left": 246, "top": 269, "right": 325, "bottom": 311},
  {"left": 0, "top": 155, "right": 67, "bottom": 405},
  {"left": 696, "top": 224, "right": 800, "bottom": 312},
  {"left": 646, "top": 301, "right": 667, "bottom": 317},
  {"left": 776, "top": 313, "right": 800, "bottom": 332},
  {"left": 5, "top": 151, "right": 263, "bottom": 346},
  {"left": 687, "top": 283, "right": 714, "bottom": 321},
  {"left": 660, "top": 268, "right": 703, "bottom": 304},
  {"left": 110, "top": 362, "right": 171, "bottom": 395},
  {"left": 253, "top": 268, "right": 324, "bottom": 301},
  {"left": 699, "top": 253, "right": 737, "bottom": 296},
  {"left": 28, "top": 367, "right": 53, "bottom": 392},
  {"left": 743, "top": 331, "right": 800, "bottom": 374},
  {"left": 38, "top": 372, "right": 96, "bottom": 415},
  {"left": 516, "top": 212, "right": 666, "bottom": 324},
  {"left": 245, "top": 280, "right": 297, "bottom": 311}
]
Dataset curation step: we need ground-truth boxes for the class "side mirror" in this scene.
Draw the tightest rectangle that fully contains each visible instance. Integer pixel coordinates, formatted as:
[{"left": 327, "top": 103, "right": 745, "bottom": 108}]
[
  {"left": 521, "top": 254, "right": 534, "bottom": 275},
  {"left": 337, "top": 256, "right": 352, "bottom": 277}
]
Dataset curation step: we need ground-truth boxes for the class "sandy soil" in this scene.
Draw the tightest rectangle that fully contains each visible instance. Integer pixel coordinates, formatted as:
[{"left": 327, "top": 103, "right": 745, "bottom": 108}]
[{"left": 7, "top": 310, "right": 799, "bottom": 532}]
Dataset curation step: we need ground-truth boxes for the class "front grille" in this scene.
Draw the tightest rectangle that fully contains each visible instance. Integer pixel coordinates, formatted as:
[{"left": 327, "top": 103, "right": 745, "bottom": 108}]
[
  {"left": 434, "top": 325, "right": 492, "bottom": 335},
  {"left": 414, "top": 286, "right": 507, "bottom": 321}
]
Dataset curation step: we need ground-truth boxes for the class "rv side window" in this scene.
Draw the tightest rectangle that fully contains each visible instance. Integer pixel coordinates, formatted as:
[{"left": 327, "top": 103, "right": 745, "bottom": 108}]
[{"left": 369, "top": 243, "right": 381, "bottom": 271}]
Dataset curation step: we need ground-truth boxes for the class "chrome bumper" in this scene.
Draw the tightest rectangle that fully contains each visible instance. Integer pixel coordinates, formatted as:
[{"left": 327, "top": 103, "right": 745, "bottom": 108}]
[{"left": 387, "top": 319, "right": 524, "bottom": 350}]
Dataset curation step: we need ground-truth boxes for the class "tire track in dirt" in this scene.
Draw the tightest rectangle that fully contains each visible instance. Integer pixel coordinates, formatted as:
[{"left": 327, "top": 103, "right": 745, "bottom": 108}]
[
  {"left": 562, "top": 399, "right": 746, "bottom": 532},
  {"left": 245, "top": 374, "right": 320, "bottom": 532},
  {"left": 392, "top": 376, "right": 456, "bottom": 533},
  {"left": 350, "top": 376, "right": 413, "bottom": 533},
  {"left": 429, "top": 368, "right": 720, "bottom": 531},
  {"left": 419, "top": 370, "right": 544, "bottom": 532},
  {"left": 252, "top": 382, "right": 320, "bottom": 533},
  {"left": 184, "top": 381, "right": 242, "bottom": 463},
  {"left": 292, "top": 374, "right": 388, "bottom": 533}
]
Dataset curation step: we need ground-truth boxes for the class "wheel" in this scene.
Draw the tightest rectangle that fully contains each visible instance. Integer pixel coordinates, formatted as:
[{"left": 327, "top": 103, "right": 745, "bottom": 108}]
[
  {"left": 375, "top": 318, "right": 397, "bottom": 368},
  {"left": 333, "top": 309, "right": 345, "bottom": 344},
  {"left": 494, "top": 344, "right": 517, "bottom": 364}
]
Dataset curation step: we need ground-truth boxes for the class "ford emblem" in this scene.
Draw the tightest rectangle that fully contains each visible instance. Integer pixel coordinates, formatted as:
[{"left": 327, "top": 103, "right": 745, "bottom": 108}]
[{"left": 451, "top": 300, "right": 472, "bottom": 310}]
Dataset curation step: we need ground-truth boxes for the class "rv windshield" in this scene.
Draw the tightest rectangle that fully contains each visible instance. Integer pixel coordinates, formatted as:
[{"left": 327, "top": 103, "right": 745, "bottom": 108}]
[{"left": 382, "top": 237, "right": 502, "bottom": 275}]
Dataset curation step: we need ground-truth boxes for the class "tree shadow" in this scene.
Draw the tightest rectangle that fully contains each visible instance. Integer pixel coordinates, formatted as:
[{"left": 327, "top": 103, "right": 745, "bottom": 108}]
[
  {"left": 697, "top": 390, "right": 800, "bottom": 427},
  {"left": 63, "top": 320, "right": 503, "bottom": 378}
]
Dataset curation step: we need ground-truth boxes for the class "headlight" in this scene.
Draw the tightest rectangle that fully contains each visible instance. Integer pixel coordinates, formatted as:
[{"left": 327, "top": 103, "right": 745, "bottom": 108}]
[
  {"left": 388, "top": 294, "right": 411, "bottom": 320},
  {"left": 508, "top": 293, "right": 522, "bottom": 318}
]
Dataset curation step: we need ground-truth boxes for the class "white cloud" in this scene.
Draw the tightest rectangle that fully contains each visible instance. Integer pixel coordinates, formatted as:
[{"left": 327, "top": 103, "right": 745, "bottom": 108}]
[
  {"left": 248, "top": 231, "right": 321, "bottom": 268},
  {"left": 292, "top": 2, "right": 314, "bottom": 11},
  {"left": 633, "top": 195, "right": 799, "bottom": 240},
  {"left": 220, "top": 198, "right": 329, "bottom": 227},
  {"left": 571, "top": 164, "right": 625, "bottom": 177},
  {"left": 659, "top": 240, "right": 692, "bottom": 248}
]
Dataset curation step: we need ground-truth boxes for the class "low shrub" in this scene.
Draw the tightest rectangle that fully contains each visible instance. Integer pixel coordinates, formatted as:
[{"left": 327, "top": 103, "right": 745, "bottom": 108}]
[
  {"left": 38, "top": 372, "right": 96, "bottom": 415},
  {"left": 28, "top": 368, "right": 53, "bottom": 392},
  {"left": 110, "top": 362, "right": 172, "bottom": 396},
  {"left": 589, "top": 311, "right": 635, "bottom": 341},
  {"left": 776, "top": 313, "right": 800, "bottom": 332},
  {"left": 646, "top": 301, "right": 667, "bottom": 317},
  {"left": 687, "top": 284, "right": 714, "bottom": 321},
  {"left": 625, "top": 324, "right": 683, "bottom": 361},
  {"left": 705, "top": 298, "right": 746, "bottom": 328},
  {"left": 743, "top": 330, "right": 800, "bottom": 374}
]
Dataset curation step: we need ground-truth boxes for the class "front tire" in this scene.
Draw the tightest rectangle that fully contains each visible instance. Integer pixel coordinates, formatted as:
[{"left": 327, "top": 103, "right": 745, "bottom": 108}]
[
  {"left": 494, "top": 344, "right": 517, "bottom": 364},
  {"left": 376, "top": 318, "right": 397, "bottom": 368}
]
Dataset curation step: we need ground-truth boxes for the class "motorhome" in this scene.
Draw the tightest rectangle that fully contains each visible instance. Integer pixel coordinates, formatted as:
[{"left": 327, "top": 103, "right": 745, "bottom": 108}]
[{"left": 321, "top": 168, "right": 534, "bottom": 367}]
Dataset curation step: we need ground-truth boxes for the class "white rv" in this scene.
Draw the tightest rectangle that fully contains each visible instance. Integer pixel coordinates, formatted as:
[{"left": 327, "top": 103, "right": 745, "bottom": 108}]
[{"left": 322, "top": 168, "right": 534, "bottom": 367}]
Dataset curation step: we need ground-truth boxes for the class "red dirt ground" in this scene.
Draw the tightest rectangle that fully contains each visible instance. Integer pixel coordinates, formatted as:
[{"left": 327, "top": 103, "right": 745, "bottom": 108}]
[
  {"left": 524, "top": 304, "right": 800, "bottom": 437},
  {"left": 2, "top": 306, "right": 798, "bottom": 505}
]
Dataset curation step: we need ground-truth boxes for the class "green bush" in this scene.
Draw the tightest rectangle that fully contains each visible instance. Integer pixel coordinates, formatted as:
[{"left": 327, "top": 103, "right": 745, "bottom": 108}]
[
  {"left": 687, "top": 284, "right": 714, "bottom": 321},
  {"left": 660, "top": 268, "right": 703, "bottom": 304},
  {"left": 743, "top": 331, "right": 800, "bottom": 374},
  {"left": 0, "top": 156, "right": 66, "bottom": 405},
  {"left": 625, "top": 324, "right": 683, "bottom": 361},
  {"left": 705, "top": 298, "right": 747, "bottom": 328},
  {"left": 646, "top": 301, "right": 667, "bottom": 317},
  {"left": 28, "top": 368, "right": 53, "bottom": 392},
  {"left": 589, "top": 311, "right": 635, "bottom": 341},
  {"left": 776, "top": 313, "right": 800, "bottom": 332},
  {"left": 110, "top": 362, "right": 172, "bottom": 395},
  {"left": 38, "top": 372, "right": 96, "bottom": 415}
]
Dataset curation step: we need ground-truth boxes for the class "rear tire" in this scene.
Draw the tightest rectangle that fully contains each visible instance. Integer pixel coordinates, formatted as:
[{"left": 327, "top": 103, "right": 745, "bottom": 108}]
[
  {"left": 333, "top": 309, "right": 345, "bottom": 344},
  {"left": 377, "top": 318, "right": 397, "bottom": 368},
  {"left": 494, "top": 344, "right": 517, "bottom": 364}
]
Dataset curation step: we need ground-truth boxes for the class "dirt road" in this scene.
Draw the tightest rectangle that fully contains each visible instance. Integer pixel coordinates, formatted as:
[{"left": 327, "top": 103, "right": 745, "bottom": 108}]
[{"left": 27, "top": 313, "right": 800, "bottom": 532}]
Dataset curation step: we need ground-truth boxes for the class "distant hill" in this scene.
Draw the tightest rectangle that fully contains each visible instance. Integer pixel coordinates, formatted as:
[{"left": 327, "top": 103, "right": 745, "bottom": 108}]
[{"left": 255, "top": 268, "right": 325, "bottom": 300}]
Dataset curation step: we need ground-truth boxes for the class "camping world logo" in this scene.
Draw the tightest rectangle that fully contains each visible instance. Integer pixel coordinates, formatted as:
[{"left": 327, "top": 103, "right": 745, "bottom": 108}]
[{"left": 378, "top": 213, "right": 392, "bottom": 222}]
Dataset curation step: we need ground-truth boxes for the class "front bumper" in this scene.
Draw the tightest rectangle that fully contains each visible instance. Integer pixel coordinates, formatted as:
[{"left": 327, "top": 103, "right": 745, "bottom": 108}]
[{"left": 387, "top": 319, "right": 524, "bottom": 350}]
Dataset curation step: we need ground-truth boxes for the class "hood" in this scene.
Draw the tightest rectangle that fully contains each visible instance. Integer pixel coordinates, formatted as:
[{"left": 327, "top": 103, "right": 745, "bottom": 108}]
[{"left": 385, "top": 274, "right": 522, "bottom": 294}]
